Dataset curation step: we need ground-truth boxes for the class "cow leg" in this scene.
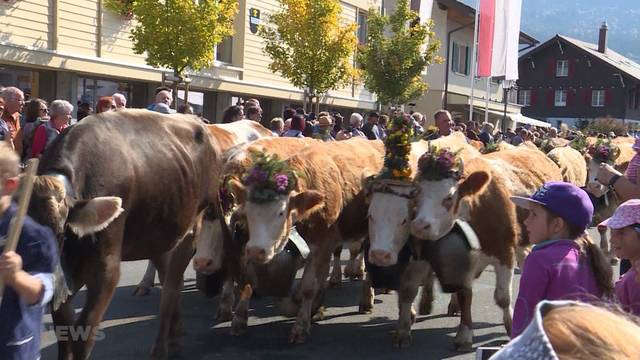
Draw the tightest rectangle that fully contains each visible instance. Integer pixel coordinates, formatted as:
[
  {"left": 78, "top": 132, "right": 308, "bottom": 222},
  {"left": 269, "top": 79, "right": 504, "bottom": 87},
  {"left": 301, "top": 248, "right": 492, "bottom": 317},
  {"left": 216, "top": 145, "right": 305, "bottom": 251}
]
[
  {"left": 494, "top": 262, "right": 513, "bottom": 336},
  {"left": 51, "top": 299, "right": 76, "bottom": 360},
  {"left": 150, "top": 233, "right": 194, "bottom": 360},
  {"left": 133, "top": 261, "right": 156, "bottom": 296},
  {"left": 418, "top": 263, "right": 434, "bottom": 315},
  {"left": 344, "top": 241, "right": 364, "bottom": 280},
  {"left": 328, "top": 245, "right": 342, "bottom": 288},
  {"left": 230, "top": 284, "right": 253, "bottom": 335},
  {"left": 72, "top": 245, "right": 123, "bottom": 359},
  {"left": 358, "top": 271, "right": 374, "bottom": 314},
  {"left": 515, "top": 245, "right": 530, "bottom": 270},
  {"left": 453, "top": 287, "right": 473, "bottom": 352},
  {"left": 216, "top": 278, "right": 235, "bottom": 322},
  {"left": 289, "top": 231, "right": 336, "bottom": 344},
  {"left": 393, "top": 261, "right": 426, "bottom": 348}
]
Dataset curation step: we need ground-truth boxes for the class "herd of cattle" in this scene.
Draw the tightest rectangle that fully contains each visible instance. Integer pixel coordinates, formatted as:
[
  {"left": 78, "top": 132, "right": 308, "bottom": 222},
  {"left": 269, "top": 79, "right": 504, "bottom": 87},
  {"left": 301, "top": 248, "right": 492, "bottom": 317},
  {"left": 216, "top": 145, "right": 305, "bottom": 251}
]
[{"left": 28, "top": 110, "right": 635, "bottom": 359}]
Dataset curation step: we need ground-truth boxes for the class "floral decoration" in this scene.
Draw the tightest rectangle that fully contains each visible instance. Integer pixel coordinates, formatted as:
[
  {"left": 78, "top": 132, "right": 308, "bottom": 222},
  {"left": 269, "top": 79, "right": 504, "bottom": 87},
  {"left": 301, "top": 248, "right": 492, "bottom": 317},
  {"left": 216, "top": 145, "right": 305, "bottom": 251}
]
[
  {"left": 480, "top": 142, "right": 500, "bottom": 154},
  {"left": 538, "top": 139, "right": 556, "bottom": 154},
  {"left": 587, "top": 139, "right": 621, "bottom": 164},
  {"left": 378, "top": 113, "right": 414, "bottom": 181},
  {"left": 569, "top": 135, "right": 589, "bottom": 154},
  {"left": 104, "top": 0, "right": 135, "bottom": 19},
  {"left": 242, "top": 151, "right": 297, "bottom": 203},
  {"left": 417, "top": 145, "right": 463, "bottom": 181}
]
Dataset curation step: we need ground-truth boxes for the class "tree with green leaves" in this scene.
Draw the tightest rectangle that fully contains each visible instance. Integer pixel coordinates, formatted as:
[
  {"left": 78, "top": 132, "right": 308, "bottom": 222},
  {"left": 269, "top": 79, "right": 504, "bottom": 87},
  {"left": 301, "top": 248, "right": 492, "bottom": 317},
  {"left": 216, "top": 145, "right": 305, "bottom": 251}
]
[
  {"left": 259, "top": 0, "right": 358, "bottom": 113},
  {"left": 130, "top": 0, "right": 237, "bottom": 107},
  {"left": 358, "top": 0, "right": 441, "bottom": 107}
]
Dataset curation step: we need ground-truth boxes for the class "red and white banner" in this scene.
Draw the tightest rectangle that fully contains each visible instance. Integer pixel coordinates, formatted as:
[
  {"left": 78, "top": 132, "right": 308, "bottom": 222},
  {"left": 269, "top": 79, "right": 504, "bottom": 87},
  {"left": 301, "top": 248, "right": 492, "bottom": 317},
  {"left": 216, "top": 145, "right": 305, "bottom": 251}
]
[{"left": 477, "top": 0, "right": 522, "bottom": 81}]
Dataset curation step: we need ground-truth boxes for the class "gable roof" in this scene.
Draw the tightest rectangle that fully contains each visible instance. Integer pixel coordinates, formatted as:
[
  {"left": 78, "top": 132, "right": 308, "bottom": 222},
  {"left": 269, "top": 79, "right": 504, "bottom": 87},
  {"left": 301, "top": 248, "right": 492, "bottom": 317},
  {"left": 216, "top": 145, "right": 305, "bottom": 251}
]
[{"left": 520, "top": 34, "right": 640, "bottom": 82}]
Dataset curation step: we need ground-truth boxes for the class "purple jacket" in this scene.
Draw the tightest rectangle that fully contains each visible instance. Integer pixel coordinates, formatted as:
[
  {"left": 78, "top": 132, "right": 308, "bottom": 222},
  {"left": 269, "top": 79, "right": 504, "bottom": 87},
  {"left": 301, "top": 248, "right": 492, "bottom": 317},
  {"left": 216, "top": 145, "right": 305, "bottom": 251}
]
[
  {"left": 615, "top": 268, "right": 640, "bottom": 316},
  {"left": 512, "top": 239, "right": 602, "bottom": 337}
]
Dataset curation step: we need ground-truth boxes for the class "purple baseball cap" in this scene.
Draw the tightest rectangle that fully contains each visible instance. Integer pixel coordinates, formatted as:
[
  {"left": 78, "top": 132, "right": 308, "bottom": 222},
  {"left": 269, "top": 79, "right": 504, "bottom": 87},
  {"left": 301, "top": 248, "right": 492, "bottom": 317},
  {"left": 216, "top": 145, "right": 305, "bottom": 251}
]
[{"left": 511, "top": 181, "right": 594, "bottom": 231}]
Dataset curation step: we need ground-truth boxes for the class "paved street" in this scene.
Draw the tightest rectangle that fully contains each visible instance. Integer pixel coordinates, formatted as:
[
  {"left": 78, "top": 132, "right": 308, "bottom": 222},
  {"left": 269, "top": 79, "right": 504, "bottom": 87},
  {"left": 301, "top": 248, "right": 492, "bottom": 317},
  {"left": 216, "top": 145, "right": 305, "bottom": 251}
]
[{"left": 39, "top": 230, "right": 611, "bottom": 360}]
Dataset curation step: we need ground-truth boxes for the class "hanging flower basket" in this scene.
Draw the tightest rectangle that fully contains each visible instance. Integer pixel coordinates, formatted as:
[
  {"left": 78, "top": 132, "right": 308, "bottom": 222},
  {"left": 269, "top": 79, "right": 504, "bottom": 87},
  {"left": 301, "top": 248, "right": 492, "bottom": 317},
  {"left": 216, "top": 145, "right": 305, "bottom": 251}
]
[{"left": 104, "top": 0, "right": 134, "bottom": 19}]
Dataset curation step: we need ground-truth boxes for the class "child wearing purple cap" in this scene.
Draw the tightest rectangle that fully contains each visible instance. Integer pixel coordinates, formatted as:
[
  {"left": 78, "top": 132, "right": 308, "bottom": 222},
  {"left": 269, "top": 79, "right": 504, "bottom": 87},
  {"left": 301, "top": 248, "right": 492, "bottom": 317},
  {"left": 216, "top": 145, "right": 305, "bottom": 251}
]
[
  {"left": 510, "top": 181, "right": 613, "bottom": 337},
  {"left": 599, "top": 199, "right": 640, "bottom": 316}
]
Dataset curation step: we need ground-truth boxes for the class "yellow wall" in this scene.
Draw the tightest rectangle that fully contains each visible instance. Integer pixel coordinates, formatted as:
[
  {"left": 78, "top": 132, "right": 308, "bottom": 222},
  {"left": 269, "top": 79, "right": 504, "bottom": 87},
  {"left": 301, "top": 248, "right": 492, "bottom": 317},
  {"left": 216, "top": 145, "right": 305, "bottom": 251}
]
[
  {"left": 100, "top": 10, "right": 146, "bottom": 64},
  {"left": 57, "top": 0, "right": 98, "bottom": 57},
  {"left": 0, "top": 0, "right": 50, "bottom": 49}
]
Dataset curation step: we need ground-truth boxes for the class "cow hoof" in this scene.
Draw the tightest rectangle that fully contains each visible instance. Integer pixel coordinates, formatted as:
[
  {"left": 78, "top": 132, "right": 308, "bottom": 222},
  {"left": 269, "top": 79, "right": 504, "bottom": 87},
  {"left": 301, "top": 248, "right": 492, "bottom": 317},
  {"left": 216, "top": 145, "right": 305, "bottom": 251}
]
[
  {"left": 392, "top": 330, "right": 412, "bottom": 348},
  {"left": 410, "top": 308, "right": 416, "bottom": 325},
  {"left": 312, "top": 306, "right": 326, "bottom": 322},
  {"left": 358, "top": 301, "right": 373, "bottom": 314},
  {"left": 454, "top": 342, "right": 473, "bottom": 352},
  {"left": 288, "top": 324, "right": 309, "bottom": 344},
  {"left": 453, "top": 324, "right": 473, "bottom": 352},
  {"left": 149, "top": 343, "right": 168, "bottom": 360},
  {"left": 216, "top": 308, "right": 233, "bottom": 323},
  {"left": 447, "top": 302, "right": 460, "bottom": 316},
  {"left": 230, "top": 317, "right": 248, "bottom": 336},
  {"left": 418, "top": 300, "right": 432, "bottom": 316},
  {"left": 132, "top": 285, "right": 151, "bottom": 297}
]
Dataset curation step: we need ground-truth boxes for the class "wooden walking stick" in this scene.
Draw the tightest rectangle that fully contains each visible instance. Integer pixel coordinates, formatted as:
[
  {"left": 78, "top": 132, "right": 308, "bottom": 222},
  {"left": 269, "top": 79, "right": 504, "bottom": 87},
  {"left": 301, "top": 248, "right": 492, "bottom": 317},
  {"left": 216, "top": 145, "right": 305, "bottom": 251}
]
[{"left": 0, "top": 158, "right": 40, "bottom": 305}]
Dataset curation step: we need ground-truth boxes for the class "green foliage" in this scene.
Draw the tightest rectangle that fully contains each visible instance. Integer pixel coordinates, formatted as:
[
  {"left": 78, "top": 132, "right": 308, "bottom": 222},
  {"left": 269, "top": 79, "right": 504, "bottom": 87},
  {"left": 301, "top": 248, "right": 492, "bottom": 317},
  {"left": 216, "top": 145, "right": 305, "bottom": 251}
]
[
  {"left": 104, "top": 0, "right": 134, "bottom": 17},
  {"left": 259, "top": 0, "right": 358, "bottom": 97},
  {"left": 358, "top": 0, "right": 442, "bottom": 106},
  {"left": 130, "top": 0, "right": 237, "bottom": 76},
  {"left": 581, "top": 116, "right": 630, "bottom": 137}
]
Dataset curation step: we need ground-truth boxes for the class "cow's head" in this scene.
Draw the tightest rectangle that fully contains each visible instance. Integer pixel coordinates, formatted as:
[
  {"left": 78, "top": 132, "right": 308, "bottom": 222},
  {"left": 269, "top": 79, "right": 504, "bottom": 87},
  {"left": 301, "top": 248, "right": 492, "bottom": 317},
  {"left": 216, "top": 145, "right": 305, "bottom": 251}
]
[
  {"left": 582, "top": 140, "right": 621, "bottom": 198},
  {"left": 410, "top": 149, "right": 490, "bottom": 240},
  {"left": 29, "top": 175, "right": 124, "bottom": 239},
  {"left": 228, "top": 178, "right": 323, "bottom": 264},
  {"left": 366, "top": 177, "right": 418, "bottom": 267},
  {"left": 192, "top": 204, "right": 227, "bottom": 274}
]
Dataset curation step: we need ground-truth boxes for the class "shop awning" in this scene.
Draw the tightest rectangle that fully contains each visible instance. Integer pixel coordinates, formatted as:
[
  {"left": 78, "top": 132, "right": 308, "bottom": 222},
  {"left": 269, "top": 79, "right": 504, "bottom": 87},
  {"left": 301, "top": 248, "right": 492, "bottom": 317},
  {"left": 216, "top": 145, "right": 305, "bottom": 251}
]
[{"left": 510, "top": 113, "right": 551, "bottom": 128}]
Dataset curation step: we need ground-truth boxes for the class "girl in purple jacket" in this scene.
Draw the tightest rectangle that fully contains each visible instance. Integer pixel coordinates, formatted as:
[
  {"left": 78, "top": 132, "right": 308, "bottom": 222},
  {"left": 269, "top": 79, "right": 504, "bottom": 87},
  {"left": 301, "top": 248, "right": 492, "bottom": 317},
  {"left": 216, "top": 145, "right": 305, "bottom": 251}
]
[{"left": 510, "top": 182, "right": 613, "bottom": 337}]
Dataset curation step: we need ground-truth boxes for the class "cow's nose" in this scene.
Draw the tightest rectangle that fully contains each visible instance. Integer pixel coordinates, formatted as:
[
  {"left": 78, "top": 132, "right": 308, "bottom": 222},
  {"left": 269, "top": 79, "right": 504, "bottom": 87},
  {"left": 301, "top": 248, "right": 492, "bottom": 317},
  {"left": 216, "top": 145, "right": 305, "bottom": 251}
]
[
  {"left": 411, "top": 219, "right": 431, "bottom": 234},
  {"left": 246, "top": 246, "right": 267, "bottom": 262},
  {"left": 369, "top": 249, "right": 393, "bottom": 267},
  {"left": 193, "top": 257, "right": 213, "bottom": 272}
]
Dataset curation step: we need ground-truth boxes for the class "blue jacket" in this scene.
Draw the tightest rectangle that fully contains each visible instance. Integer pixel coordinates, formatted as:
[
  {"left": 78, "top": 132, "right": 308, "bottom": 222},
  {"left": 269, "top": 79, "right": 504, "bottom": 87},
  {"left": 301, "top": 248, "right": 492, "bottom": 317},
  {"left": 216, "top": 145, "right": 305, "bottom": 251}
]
[{"left": 0, "top": 203, "right": 58, "bottom": 360}]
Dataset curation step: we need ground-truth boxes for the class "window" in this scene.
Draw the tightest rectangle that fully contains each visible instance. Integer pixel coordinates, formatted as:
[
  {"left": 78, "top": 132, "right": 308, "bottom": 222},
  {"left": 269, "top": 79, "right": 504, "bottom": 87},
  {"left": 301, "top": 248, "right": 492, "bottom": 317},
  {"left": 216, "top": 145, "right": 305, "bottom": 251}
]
[
  {"left": 215, "top": 36, "right": 233, "bottom": 63},
  {"left": 76, "top": 78, "right": 131, "bottom": 110},
  {"left": 556, "top": 60, "right": 568, "bottom": 77},
  {"left": 592, "top": 89, "right": 605, "bottom": 107},
  {"left": 554, "top": 89, "right": 567, "bottom": 107},
  {"left": 518, "top": 90, "right": 531, "bottom": 106},
  {"left": 357, "top": 11, "right": 368, "bottom": 44},
  {"left": 451, "top": 42, "right": 469, "bottom": 75},
  {"left": 507, "top": 88, "right": 518, "bottom": 104}
]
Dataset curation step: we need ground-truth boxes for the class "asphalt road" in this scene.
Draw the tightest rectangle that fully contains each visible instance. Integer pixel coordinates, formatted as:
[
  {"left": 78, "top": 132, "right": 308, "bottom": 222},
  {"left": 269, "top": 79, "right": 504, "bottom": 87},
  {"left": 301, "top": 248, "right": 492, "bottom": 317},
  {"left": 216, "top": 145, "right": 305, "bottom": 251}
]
[{"left": 40, "top": 229, "right": 613, "bottom": 360}]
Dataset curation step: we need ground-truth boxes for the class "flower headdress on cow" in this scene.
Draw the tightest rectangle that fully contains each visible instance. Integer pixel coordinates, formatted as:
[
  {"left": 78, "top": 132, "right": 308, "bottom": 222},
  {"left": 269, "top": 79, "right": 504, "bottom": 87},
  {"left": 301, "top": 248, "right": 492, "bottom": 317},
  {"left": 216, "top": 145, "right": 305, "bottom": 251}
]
[
  {"left": 378, "top": 113, "right": 414, "bottom": 181},
  {"left": 569, "top": 135, "right": 589, "bottom": 155},
  {"left": 242, "top": 151, "right": 297, "bottom": 203},
  {"left": 588, "top": 138, "right": 621, "bottom": 164},
  {"left": 538, "top": 139, "right": 556, "bottom": 154},
  {"left": 417, "top": 144, "right": 463, "bottom": 181},
  {"left": 480, "top": 142, "right": 500, "bottom": 155}
]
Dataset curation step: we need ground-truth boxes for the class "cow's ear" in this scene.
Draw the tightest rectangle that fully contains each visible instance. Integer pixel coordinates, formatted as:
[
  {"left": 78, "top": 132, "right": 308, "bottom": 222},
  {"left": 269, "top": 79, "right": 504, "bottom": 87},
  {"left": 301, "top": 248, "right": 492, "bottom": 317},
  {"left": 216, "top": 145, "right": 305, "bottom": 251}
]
[
  {"left": 291, "top": 191, "right": 324, "bottom": 220},
  {"left": 361, "top": 174, "right": 376, "bottom": 204},
  {"left": 227, "top": 178, "right": 246, "bottom": 204},
  {"left": 67, "top": 197, "right": 124, "bottom": 237},
  {"left": 458, "top": 171, "right": 490, "bottom": 198}
]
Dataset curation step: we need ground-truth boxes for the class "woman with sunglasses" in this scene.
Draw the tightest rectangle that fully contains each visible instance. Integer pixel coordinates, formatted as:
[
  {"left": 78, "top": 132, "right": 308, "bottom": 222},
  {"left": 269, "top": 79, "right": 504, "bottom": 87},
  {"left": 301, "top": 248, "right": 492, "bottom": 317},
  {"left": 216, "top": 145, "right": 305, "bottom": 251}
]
[{"left": 14, "top": 98, "right": 48, "bottom": 161}]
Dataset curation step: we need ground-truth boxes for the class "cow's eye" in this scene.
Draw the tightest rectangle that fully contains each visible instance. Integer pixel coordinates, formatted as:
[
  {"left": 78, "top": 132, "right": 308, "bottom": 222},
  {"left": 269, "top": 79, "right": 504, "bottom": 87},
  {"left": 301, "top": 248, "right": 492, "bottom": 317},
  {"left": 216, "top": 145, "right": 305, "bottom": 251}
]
[
  {"left": 279, "top": 211, "right": 284, "bottom": 217},
  {"left": 442, "top": 196, "right": 454, "bottom": 210},
  {"left": 401, "top": 218, "right": 407, "bottom": 225}
]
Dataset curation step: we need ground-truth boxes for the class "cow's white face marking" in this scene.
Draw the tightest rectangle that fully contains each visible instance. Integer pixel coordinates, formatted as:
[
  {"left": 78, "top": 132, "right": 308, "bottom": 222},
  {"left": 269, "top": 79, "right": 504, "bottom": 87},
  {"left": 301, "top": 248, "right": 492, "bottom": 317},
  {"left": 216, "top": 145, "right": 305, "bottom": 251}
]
[
  {"left": 193, "top": 217, "right": 225, "bottom": 274},
  {"left": 244, "top": 196, "right": 291, "bottom": 263},
  {"left": 368, "top": 190, "right": 413, "bottom": 266},
  {"left": 585, "top": 158, "right": 609, "bottom": 198},
  {"left": 411, "top": 179, "right": 459, "bottom": 241}
]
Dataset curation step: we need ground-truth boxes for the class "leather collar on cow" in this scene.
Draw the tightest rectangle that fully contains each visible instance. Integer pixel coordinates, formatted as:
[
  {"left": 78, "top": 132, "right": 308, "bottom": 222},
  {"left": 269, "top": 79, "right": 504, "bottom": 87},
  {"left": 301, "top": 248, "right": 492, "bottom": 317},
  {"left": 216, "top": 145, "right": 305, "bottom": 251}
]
[
  {"left": 43, "top": 172, "right": 76, "bottom": 199},
  {"left": 367, "top": 178, "right": 419, "bottom": 200}
]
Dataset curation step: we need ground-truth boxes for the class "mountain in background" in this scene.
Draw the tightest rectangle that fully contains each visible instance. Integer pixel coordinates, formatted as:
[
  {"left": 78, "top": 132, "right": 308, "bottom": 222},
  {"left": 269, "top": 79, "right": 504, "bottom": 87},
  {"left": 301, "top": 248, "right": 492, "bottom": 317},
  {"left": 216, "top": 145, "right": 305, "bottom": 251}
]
[{"left": 459, "top": 0, "right": 640, "bottom": 63}]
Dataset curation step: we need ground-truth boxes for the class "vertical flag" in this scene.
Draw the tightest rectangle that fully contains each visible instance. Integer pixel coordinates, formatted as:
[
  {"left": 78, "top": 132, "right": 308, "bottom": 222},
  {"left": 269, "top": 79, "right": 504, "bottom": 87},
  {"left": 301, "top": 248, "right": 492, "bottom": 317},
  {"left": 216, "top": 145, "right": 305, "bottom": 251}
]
[{"left": 476, "top": 0, "right": 523, "bottom": 82}]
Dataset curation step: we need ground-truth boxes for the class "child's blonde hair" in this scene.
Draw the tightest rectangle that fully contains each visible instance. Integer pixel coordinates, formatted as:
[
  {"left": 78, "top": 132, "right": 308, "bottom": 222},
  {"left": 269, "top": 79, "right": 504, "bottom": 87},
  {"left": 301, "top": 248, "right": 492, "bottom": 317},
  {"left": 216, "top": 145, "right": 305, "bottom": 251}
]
[
  {"left": 0, "top": 141, "right": 20, "bottom": 182},
  {"left": 544, "top": 305, "right": 640, "bottom": 359}
]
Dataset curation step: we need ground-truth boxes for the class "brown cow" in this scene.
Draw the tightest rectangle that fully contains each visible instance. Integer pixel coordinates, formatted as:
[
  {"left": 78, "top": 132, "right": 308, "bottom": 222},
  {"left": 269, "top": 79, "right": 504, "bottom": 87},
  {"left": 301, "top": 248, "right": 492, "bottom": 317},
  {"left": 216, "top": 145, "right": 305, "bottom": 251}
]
[
  {"left": 27, "top": 110, "right": 221, "bottom": 359},
  {"left": 396, "top": 147, "right": 561, "bottom": 350},
  {"left": 229, "top": 138, "right": 385, "bottom": 343},
  {"left": 546, "top": 146, "right": 588, "bottom": 187},
  {"left": 133, "top": 119, "right": 273, "bottom": 296}
]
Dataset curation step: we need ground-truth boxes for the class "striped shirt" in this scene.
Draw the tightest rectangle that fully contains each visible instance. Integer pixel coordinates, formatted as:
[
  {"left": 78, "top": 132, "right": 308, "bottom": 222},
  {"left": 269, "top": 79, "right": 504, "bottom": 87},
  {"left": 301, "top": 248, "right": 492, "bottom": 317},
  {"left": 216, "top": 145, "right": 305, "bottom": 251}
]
[{"left": 625, "top": 138, "right": 640, "bottom": 184}]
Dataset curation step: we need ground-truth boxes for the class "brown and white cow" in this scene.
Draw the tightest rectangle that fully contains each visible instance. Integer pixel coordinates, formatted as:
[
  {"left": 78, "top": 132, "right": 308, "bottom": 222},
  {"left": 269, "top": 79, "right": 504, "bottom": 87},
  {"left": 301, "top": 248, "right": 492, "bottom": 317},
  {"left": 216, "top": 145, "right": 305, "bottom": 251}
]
[
  {"left": 546, "top": 145, "right": 588, "bottom": 187},
  {"left": 228, "top": 138, "right": 385, "bottom": 343},
  {"left": 27, "top": 110, "right": 221, "bottom": 359},
  {"left": 133, "top": 119, "right": 273, "bottom": 296}
]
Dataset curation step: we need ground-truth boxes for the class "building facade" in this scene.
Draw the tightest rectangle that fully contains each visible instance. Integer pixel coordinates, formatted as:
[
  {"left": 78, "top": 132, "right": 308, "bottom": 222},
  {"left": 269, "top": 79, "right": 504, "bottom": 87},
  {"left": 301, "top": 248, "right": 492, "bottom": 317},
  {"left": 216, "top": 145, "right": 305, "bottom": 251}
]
[
  {"left": 517, "top": 23, "right": 640, "bottom": 129},
  {"left": 0, "top": 0, "right": 378, "bottom": 121},
  {"left": 406, "top": 0, "right": 537, "bottom": 128}
]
